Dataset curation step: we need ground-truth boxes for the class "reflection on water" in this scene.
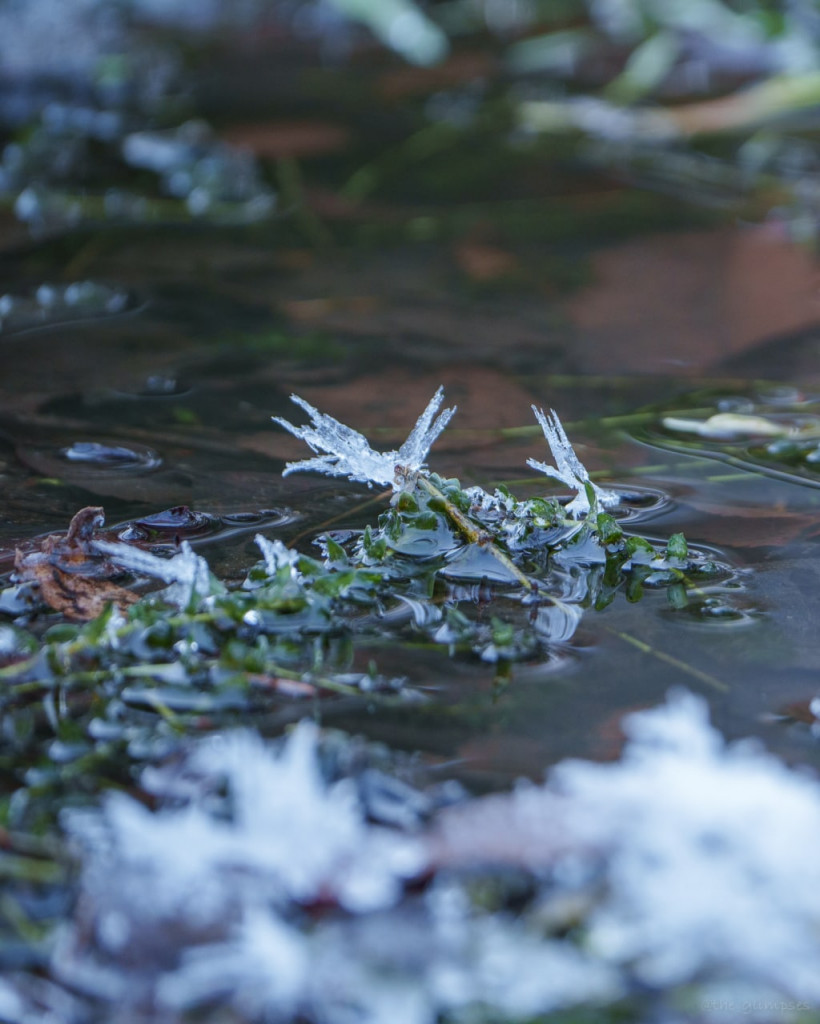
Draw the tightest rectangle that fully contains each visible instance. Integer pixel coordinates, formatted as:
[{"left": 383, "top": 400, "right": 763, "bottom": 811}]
[{"left": 1, "top": 265, "right": 813, "bottom": 769}]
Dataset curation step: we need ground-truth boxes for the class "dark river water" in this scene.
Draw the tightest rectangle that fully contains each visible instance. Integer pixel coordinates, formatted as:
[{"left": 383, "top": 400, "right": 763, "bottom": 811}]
[{"left": 3, "top": 194, "right": 820, "bottom": 781}]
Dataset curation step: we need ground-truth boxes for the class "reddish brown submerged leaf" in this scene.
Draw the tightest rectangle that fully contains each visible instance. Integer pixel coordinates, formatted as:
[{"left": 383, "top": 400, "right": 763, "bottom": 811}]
[
  {"left": 16, "top": 558, "right": 137, "bottom": 621},
  {"left": 14, "top": 505, "right": 138, "bottom": 621}
]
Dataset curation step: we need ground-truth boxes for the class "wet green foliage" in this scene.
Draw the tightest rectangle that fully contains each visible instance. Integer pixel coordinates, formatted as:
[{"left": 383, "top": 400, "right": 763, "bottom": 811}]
[
  {"left": 0, "top": 463, "right": 737, "bottom": 994},
  {"left": 0, "top": 472, "right": 729, "bottom": 723}
]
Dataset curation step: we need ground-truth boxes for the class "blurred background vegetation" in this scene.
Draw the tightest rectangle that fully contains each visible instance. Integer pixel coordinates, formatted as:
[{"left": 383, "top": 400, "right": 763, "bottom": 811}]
[{"left": 1, "top": 0, "right": 819, "bottom": 247}]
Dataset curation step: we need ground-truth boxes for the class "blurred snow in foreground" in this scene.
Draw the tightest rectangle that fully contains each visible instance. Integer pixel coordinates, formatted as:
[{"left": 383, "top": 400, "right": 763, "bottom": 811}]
[{"left": 56, "top": 693, "right": 820, "bottom": 1021}]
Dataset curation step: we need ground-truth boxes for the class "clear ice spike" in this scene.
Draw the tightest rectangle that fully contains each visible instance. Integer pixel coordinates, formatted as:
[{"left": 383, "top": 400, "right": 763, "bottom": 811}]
[
  {"left": 527, "top": 406, "right": 618, "bottom": 518},
  {"left": 273, "top": 387, "right": 456, "bottom": 491}
]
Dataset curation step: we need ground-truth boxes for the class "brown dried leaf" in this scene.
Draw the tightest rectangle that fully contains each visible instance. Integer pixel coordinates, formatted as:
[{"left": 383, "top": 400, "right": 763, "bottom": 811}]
[
  {"left": 19, "top": 558, "right": 137, "bottom": 621},
  {"left": 14, "top": 505, "right": 138, "bottom": 620}
]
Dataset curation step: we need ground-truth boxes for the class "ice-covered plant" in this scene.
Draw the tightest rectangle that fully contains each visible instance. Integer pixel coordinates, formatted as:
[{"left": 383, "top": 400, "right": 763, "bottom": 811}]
[
  {"left": 273, "top": 387, "right": 456, "bottom": 491},
  {"left": 272, "top": 389, "right": 627, "bottom": 588},
  {"left": 275, "top": 389, "right": 618, "bottom": 523},
  {"left": 254, "top": 534, "right": 302, "bottom": 579},
  {"left": 0, "top": 390, "right": 727, "bottom": 711},
  {"left": 93, "top": 538, "right": 223, "bottom": 608},
  {"left": 528, "top": 406, "right": 619, "bottom": 518}
]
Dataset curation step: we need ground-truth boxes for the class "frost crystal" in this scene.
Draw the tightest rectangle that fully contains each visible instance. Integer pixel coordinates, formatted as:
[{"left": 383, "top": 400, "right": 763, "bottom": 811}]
[
  {"left": 55, "top": 694, "right": 820, "bottom": 1021},
  {"left": 254, "top": 534, "right": 301, "bottom": 578},
  {"left": 93, "top": 539, "right": 221, "bottom": 607},
  {"left": 274, "top": 387, "right": 456, "bottom": 490},
  {"left": 65, "top": 723, "right": 423, "bottom": 919},
  {"left": 527, "top": 406, "right": 618, "bottom": 518},
  {"left": 555, "top": 691, "right": 820, "bottom": 1002}
]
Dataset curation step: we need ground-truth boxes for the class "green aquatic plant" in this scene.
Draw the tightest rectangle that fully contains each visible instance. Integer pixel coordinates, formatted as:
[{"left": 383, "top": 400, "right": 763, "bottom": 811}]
[{"left": 0, "top": 389, "right": 737, "bottom": 716}]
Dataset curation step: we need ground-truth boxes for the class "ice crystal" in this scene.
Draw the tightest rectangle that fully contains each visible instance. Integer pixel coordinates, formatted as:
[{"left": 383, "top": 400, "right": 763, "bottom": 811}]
[
  {"left": 93, "top": 539, "right": 222, "bottom": 607},
  {"left": 527, "top": 406, "right": 618, "bottom": 518},
  {"left": 274, "top": 387, "right": 456, "bottom": 491},
  {"left": 254, "top": 534, "right": 301, "bottom": 578}
]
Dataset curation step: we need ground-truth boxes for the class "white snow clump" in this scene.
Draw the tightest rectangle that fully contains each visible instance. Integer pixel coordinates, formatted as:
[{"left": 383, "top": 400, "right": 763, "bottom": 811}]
[
  {"left": 553, "top": 690, "right": 820, "bottom": 1002},
  {"left": 56, "top": 692, "right": 820, "bottom": 1022}
]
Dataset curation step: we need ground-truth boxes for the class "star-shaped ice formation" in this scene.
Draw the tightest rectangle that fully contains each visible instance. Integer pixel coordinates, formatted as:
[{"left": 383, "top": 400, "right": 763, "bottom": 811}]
[
  {"left": 527, "top": 406, "right": 618, "bottom": 518},
  {"left": 273, "top": 387, "right": 456, "bottom": 491}
]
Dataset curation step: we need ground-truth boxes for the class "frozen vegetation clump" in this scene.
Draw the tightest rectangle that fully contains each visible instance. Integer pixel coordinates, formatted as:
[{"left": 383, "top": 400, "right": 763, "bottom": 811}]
[
  {"left": 64, "top": 723, "right": 422, "bottom": 918},
  {"left": 56, "top": 723, "right": 426, "bottom": 1009},
  {"left": 121, "top": 120, "right": 276, "bottom": 220},
  {"left": 0, "top": 281, "right": 131, "bottom": 334},
  {"left": 274, "top": 387, "right": 456, "bottom": 491},
  {"left": 253, "top": 533, "right": 302, "bottom": 577},
  {"left": 275, "top": 387, "right": 620, "bottom": 521},
  {"left": 52, "top": 693, "right": 820, "bottom": 1021}
]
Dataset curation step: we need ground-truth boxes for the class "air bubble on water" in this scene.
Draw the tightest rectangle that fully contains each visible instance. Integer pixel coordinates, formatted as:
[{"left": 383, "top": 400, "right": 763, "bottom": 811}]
[
  {"left": 61, "top": 441, "right": 161, "bottom": 470},
  {"left": 64, "top": 441, "right": 139, "bottom": 463},
  {"left": 148, "top": 375, "right": 183, "bottom": 399}
]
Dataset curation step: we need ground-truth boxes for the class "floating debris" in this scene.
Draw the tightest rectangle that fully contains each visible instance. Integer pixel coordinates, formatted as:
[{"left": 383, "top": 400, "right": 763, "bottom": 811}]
[
  {"left": 13, "top": 506, "right": 138, "bottom": 620},
  {"left": 662, "top": 412, "right": 798, "bottom": 440},
  {"left": 117, "top": 506, "right": 220, "bottom": 544}
]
